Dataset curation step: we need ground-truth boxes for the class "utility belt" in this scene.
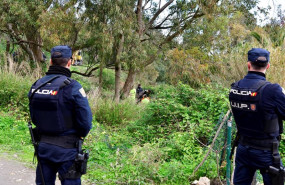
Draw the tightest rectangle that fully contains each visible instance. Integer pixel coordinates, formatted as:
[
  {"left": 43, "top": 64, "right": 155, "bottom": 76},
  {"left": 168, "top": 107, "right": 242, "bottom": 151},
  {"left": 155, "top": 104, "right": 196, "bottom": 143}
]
[
  {"left": 40, "top": 134, "right": 89, "bottom": 179},
  {"left": 40, "top": 134, "right": 80, "bottom": 149},
  {"left": 239, "top": 136, "right": 279, "bottom": 151}
]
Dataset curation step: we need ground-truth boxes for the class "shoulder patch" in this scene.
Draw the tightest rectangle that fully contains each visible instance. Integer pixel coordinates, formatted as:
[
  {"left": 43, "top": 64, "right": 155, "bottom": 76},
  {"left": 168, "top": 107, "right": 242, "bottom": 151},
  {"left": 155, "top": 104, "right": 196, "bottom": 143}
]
[
  {"left": 79, "top": 88, "right": 87, "bottom": 97},
  {"left": 282, "top": 87, "right": 285, "bottom": 95}
]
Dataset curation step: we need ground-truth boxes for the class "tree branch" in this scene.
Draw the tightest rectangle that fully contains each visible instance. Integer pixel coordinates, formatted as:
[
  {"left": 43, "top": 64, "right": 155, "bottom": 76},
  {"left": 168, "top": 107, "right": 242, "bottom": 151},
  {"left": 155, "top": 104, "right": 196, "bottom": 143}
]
[
  {"left": 72, "top": 37, "right": 96, "bottom": 51},
  {"left": 148, "top": 0, "right": 174, "bottom": 26},
  {"left": 140, "top": 38, "right": 151, "bottom": 42},
  {"left": 153, "top": 12, "right": 198, "bottom": 30},
  {"left": 14, "top": 40, "right": 43, "bottom": 47},
  {"left": 71, "top": 66, "right": 99, "bottom": 77},
  {"left": 3, "top": 26, "right": 36, "bottom": 60},
  {"left": 136, "top": 0, "right": 144, "bottom": 37},
  {"left": 142, "top": 0, "right": 151, "bottom": 10},
  {"left": 151, "top": 25, "right": 173, "bottom": 29},
  {"left": 144, "top": 52, "right": 159, "bottom": 66},
  {"left": 150, "top": 12, "right": 174, "bottom": 29},
  {"left": 71, "top": 63, "right": 115, "bottom": 77},
  {"left": 159, "top": 9, "right": 204, "bottom": 47}
]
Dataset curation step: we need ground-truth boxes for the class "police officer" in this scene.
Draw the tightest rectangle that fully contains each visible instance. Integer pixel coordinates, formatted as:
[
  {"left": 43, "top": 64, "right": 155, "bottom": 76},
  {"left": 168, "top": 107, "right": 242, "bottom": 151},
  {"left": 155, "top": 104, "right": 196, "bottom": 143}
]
[
  {"left": 28, "top": 45, "right": 92, "bottom": 185},
  {"left": 229, "top": 48, "right": 285, "bottom": 185}
]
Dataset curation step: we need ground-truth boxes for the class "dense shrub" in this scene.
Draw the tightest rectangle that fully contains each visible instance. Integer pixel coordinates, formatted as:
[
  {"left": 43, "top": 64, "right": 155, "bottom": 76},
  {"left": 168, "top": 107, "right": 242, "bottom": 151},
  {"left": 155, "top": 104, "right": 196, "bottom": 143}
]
[{"left": 128, "top": 83, "right": 229, "bottom": 144}]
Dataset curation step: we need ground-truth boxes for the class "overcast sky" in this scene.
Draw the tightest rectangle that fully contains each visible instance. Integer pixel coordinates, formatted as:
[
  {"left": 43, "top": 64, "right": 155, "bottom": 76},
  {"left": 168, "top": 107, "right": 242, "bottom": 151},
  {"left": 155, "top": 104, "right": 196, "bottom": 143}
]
[
  {"left": 255, "top": 0, "right": 285, "bottom": 25},
  {"left": 259, "top": 0, "right": 285, "bottom": 10}
]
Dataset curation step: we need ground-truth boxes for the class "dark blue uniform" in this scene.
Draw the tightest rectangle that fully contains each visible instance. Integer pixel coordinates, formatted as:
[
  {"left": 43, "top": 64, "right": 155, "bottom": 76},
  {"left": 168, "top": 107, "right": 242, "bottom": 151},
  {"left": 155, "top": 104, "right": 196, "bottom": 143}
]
[
  {"left": 230, "top": 71, "right": 285, "bottom": 185},
  {"left": 29, "top": 72, "right": 92, "bottom": 185},
  {"left": 29, "top": 45, "right": 92, "bottom": 185}
]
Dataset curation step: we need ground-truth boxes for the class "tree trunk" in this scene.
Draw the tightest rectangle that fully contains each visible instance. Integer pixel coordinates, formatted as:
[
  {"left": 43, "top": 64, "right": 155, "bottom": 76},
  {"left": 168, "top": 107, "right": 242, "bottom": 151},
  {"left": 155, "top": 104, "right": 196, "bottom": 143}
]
[
  {"left": 26, "top": 33, "right": 44, "bottom": 63},
  {"left": 98, "top": 61, "right": 104, "bottom": 94},
  {"left": 5, "top": 39, "right": 10, "bottom": 53},
  {"left": 7, "top": 53, "right": 13, "bottom": 73},
  {"left": 113, "top": 33, "right": 124, "bottom": 103},
  {"left": 5, "top": 39, "right": 13, "bottom": 72},
  {"left": 5, "top": 39, "right": 10, "bottom": 70},
  {"left": 121, "top": 66, "right": 136, "bottom": 99},
  {"left": 114, "top": 60, "right": 121, "bottom": 102},
  {"left": 30, "top": 44, "right": 43, "bottom": 63},
  {"left": 8, "top": 24, "right": 43, "bottom": 64}
]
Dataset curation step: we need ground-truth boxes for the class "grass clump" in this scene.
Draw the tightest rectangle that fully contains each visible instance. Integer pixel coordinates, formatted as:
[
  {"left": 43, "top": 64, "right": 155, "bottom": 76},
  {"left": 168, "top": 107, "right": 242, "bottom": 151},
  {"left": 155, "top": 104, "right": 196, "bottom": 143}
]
[{"left": 94, "top": 98, "right": 144, "bottom": 126}]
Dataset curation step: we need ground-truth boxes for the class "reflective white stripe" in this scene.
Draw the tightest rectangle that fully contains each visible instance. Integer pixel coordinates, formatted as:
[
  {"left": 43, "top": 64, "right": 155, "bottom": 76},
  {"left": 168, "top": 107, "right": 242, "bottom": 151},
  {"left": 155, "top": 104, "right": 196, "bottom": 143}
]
[{"left": 79, "top": 88, "right": 87, "bottom": 97}]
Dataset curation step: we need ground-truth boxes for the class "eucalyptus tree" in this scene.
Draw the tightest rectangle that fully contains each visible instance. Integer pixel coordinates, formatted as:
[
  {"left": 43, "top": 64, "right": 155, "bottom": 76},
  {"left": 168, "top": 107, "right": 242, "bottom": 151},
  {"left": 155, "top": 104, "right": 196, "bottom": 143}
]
[
  {"left": 75, "top": 0, "right": 209, "bottom": 98},
  {"left": 0, "top": 0, "right": 49, "bottom": 63},
  {"left": 0, "top": 0, "right": 81, "bottom": 64},
  {"left": 119, "top": 0, "right": 213, "bottom": 98},
  {"left": 182, "top": 0, "right": 259, "bottom": 56},
  {"left": 155, "top": 0, "right": 262, "bottom": 87},
  {"left": 73, "top": 0, "right": 136, "bottom": 99}
]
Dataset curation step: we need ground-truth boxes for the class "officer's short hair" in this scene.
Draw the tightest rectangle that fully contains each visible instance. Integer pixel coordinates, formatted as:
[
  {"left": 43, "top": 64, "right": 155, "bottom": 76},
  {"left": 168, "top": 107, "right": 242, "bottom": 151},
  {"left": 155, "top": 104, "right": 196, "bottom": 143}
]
[
  {"left": 51, "top": 52, "right": 70, "bottom": 66},
  {"left": 250, "top": 61, "right": 268, "bottom": 70}
]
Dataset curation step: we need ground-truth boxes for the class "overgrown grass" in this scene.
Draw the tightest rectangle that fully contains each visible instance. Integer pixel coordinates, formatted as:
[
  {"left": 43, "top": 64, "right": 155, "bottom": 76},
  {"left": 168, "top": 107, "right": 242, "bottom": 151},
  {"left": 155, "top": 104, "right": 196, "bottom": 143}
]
[
  {"left": 0, "top": 71, "right": 34, "bottom": 119},
  {"left": 94, "top": 98, "right": 144, "bottom": 126}
]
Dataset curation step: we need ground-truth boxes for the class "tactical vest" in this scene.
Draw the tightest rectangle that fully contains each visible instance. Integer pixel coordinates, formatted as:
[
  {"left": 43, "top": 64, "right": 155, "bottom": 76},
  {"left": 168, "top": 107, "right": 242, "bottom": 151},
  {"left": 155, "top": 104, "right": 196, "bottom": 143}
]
[
  {"left": 229, "top": 80, "right": 280, "bottom": 139},
  {"left": 29, "top": 75, "right": 75, "bottom": 135}
]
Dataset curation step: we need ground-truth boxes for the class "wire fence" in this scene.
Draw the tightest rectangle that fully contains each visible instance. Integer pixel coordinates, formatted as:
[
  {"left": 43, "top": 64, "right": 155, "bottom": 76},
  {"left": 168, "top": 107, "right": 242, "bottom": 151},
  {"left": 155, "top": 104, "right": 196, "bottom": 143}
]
[{"left": 191, "top": 110, "right": 237, "bottom": 184}]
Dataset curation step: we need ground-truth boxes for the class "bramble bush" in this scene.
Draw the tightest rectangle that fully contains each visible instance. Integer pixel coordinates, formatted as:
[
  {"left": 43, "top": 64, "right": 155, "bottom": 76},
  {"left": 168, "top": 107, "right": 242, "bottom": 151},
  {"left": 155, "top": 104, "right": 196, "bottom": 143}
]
[
  {"left": 77, "top": 82, "right": 230, "bottom": 184},
  {"left": 118, "top": 83, "right": 230, "bottom": 182}
]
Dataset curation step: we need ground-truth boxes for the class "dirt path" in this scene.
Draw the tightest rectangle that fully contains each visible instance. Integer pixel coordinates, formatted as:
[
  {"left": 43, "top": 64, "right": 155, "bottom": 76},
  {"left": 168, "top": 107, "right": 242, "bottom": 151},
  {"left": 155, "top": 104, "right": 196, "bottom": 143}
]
[{"left": 0, "top": 156, "right": 60, "bottom": 185}]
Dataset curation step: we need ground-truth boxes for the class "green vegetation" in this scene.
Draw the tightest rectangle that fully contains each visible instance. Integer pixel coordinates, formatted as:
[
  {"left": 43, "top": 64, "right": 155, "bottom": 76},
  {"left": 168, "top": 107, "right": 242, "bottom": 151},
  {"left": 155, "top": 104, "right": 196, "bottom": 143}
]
[
  {"left": 0, "top": 70, "right": 230, "bottom": 184},
  {"left": 0, "top": 112, "right": 34, "bottom": 163}
]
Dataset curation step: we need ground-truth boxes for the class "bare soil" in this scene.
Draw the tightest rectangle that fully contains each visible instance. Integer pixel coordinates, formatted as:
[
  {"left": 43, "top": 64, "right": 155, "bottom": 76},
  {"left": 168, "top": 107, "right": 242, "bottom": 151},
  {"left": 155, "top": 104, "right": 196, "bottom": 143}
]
[{"left": 0, "top": 155, "right": 60, "bottom": 185}]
